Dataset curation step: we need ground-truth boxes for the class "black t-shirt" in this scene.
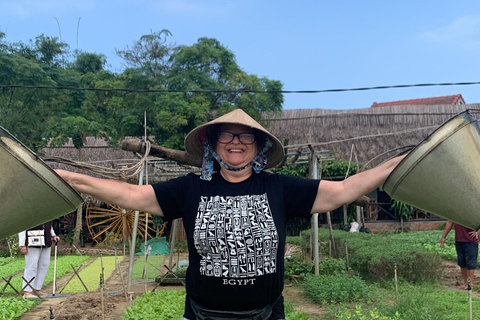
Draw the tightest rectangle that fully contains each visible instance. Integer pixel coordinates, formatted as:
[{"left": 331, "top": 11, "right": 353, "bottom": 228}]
[{"left": 152, "top": 171, "right": 319, "bottom": 319}]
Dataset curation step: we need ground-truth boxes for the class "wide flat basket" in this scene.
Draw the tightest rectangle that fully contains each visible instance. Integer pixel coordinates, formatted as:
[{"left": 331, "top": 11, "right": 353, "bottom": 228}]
[
  {"left": 0, "top": 126, "right": 83, "bottom": 240},
  {"left": 384, "top": 110, "right": 480, "bottom": 230}
]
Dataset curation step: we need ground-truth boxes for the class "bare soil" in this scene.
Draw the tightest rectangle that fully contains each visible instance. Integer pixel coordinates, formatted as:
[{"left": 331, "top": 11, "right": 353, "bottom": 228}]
[{"left": 16, "top": 247, "right": 479, "bottom": 320}]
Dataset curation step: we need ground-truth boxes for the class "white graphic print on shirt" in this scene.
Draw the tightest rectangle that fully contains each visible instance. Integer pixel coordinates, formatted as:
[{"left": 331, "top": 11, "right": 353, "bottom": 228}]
[{"left": 194, "top": 194, "right": 279, "bottom": 280}]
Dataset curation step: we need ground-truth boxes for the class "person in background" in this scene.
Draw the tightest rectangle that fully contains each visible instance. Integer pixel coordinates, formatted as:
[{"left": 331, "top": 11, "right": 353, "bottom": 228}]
[
  {"left": 55, "top": 108, "right": 405, "bottom": 319},
  {"left": 19, "top": 221, "right": 60, "bottom": 298},
  {"left": 440, "top": 220, "right": 479, "bottom": 290}
]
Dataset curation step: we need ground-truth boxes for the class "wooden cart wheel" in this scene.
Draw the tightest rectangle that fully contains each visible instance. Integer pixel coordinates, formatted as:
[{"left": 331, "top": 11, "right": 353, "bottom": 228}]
[{"left": 86, "top": 197, "right": 155, "bottom": 244}]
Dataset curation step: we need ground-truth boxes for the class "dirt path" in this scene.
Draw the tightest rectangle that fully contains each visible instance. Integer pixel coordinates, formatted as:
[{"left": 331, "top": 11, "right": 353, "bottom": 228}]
[{"left": 439, "top": 258, "right": 480, "bottom": 297}]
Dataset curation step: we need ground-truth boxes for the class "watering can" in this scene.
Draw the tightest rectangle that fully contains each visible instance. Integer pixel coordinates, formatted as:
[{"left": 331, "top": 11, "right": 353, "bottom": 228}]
[
  {"left": 384, "top": 110, "right": 480, "bottom": 230},
  {"left": 0, "top": 126, "right": 83, "bottom": 239}
]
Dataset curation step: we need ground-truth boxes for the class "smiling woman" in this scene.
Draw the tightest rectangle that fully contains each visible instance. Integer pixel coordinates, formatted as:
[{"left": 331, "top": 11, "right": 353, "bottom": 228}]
[{"left": 54, "top": 108, "right": 405, "bottom": 319}]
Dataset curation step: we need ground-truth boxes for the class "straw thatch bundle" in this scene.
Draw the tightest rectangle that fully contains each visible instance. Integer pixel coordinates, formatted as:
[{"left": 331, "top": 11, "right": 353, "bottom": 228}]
[{"left": 262, "top": 103, "right": 480, "bottom": 167}]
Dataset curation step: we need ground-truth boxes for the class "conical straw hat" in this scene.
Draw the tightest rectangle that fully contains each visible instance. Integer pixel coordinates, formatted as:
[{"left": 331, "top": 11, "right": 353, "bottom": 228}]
[{"left": 184, "top": 109, "right": 284, "bottom": 169}]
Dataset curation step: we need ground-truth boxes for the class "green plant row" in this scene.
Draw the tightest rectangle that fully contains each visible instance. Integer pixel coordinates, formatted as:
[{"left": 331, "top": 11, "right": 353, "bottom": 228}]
[
  {"left": 0, "top": 258, "right": 26, "bottom": 279},
  {"left": 131, "top": 255, "right": 165, "bottom": 280},
  {"left": 121, "top": 288, "right": 312, "bottom": 320},
  {"left": 0, "top": 297, "right": 36, "bottom": 320},
  {"left": 62, "top": 255, "right": 123, "bottom": 293},
  {"left": 0, "top": 255, "right": 90, "bottom": 295},
  {"left": 300, "top": 228, "right": 444, "bottom": 284}
]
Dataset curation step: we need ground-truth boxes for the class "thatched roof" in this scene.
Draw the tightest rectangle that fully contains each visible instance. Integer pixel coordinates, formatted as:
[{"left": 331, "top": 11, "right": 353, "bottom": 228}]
[
  {"left": 261, "top": 103, "right": 480, "bottom": 167},
  {"left": 42, "top": 103, "right": 480, "bottom": 177}
]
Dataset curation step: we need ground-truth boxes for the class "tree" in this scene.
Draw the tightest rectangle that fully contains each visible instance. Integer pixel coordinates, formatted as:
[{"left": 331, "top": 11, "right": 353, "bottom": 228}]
[
  {"left": 115, "top": 29, "right": 174, "bottom": 80},
  {"left": 74, "top": 52, "right": 107, "bottom": 74},
  {"left": 115, "top": 32, "right": 284, "bottom": 150}
]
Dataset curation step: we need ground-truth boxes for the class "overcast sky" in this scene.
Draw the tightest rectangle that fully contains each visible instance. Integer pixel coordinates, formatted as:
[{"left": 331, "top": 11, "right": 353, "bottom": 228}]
[{"left": 2, "top": 0, "right": 480, "bottom": 110}]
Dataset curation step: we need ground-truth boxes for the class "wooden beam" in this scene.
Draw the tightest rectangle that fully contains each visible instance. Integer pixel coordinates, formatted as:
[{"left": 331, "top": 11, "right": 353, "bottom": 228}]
[{"left": 121, "top": 139, "right": 202, "bottom": 167}]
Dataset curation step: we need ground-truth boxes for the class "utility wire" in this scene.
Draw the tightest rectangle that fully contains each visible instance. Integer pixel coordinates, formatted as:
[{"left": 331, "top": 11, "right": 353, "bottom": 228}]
[{"left": 1, "top": 81, "right": 480, "bottom": 94}]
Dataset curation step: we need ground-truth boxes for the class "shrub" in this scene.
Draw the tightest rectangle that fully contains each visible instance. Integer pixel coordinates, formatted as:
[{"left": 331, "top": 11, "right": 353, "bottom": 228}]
[
  {"left": 303, "top": 273, "right": 370, "bottom": 305},
  {"left": 318, "top": 257, "right": 346, "bottom": 275},
  {"left": 335, "top": 305, "right": 401, "bottom": 320},
  {"left": 285, "top": 256, "right": 313, "bottom": 282},
  {"left": 306, "top": 228, "right": 443, "bottom": 284},
  {"left": 284, "top": 301, "right": 312, "bottom": 320}
]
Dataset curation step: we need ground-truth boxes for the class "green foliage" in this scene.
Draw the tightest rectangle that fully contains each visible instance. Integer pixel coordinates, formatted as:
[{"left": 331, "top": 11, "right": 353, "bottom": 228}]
[
  {"left": 0, "top": 297, "right": 36, "bottom": 320},
  {"left": 42, "top": 116, "right": 111, "bottom": 149},
  {"left": 286, "top": 236, "right": 304, "bottom": 246},
  {"left": 321, "top": 159, "right": 361, "bottom": 180},
  {"left": 284, "top": 256, "right": 314, "bottom": 282},
  {"left": 122, "top": 288, "right": 186, "bottom": 320},
  {"left": 334, "top": 305, "right": 401, "bottom": 320},
  {"left": 0, "top": 255, "right": 89, "bottom": 295},
  {"left": 284, "top": 301, "right": 312, "bottom": 320},
  {"left": 303, "top": 273, "right": 371, "bottom": 305},
  {"left": 0, "top": 258, "right": 26, "bottom": 279},
  {"left": 1, "top": 30, "right": 284, "bottom": 153},
  {"left": 390, "top": 200, "right": 413, "bottom": 220},
  {"left": 61, "top": 256, "right": 121, "bottom": 293},
  {"left": 74, "top": 52, "right": 106, "bottom": 74},
  {"left": 377, "top": 282, "right": 480, "bottom": 320},
  {"left": 272, "top": 163, "right": 309, "bottom": 178},
  {"left": 318, "top": 257, "right": 346, "bottom": 276},
  {"left": 308, "top": 228, "right": 443, "bottom": 284},
  {"left": 132, "top": 255, "right": 164, "bottom": 280}
]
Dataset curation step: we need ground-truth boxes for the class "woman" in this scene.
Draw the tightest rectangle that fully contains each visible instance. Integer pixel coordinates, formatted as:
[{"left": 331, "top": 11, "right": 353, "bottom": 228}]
[
  {"left": 56, "top": 108, "right": 404, "bottom": 319},
  {"left": 19, "top": 221, "right": 60, "bottom": 298}
]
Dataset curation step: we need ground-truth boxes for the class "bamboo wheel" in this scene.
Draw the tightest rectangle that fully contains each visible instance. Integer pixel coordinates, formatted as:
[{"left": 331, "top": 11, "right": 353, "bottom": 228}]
[{"left": 86, "top": 198, "right": 155, "bottom": 244}]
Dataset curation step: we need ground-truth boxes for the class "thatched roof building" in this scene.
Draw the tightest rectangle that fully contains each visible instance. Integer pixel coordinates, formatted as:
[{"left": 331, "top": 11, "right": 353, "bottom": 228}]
[
  {"left": 43, "top": 103, "right": 480, "bottom": 176},
  {"left": 262, "top": 103, "right": 480, "bottom": 167}
]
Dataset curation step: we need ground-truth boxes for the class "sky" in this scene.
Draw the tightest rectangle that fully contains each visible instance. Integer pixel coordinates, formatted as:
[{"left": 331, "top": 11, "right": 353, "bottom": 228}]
[{"left": 2, "top": 0, "right": 480, "bottom": 110}]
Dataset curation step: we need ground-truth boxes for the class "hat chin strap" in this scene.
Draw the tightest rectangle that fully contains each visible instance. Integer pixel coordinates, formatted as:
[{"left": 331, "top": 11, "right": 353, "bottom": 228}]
[{"left": 200, "top": 137, "right": 272, "bottom": 181}]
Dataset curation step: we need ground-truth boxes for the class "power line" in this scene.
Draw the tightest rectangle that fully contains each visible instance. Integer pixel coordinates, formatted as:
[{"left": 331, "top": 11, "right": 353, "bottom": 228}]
[{"left": 1, "top": 81, "right": 480, "bottom": 94}]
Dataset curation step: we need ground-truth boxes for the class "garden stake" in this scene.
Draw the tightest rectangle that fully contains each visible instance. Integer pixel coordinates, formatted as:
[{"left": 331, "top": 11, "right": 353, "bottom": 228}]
[
  {"left": 2, "top": 276, "right": 20, "bottom": 296},
  {"left": 58, "top": 264, "right": 84, "bottom": 294},
  {"left": 114, "top": 243, "right": 118, "bottom": 270},
  {"left": 118, "top": 262, "right": 129, "bottom": 302},
  {"left": 345, "top": 241, "right": 349, "bottom": 271},
  {"left": 468, "top": 279, "right": 472, "bottom": 320},
  {"left": 0, "top": 276, "right": 13, "bottom": 296},
  {"left": 52, "top": 240, "right": 58, "bottom": 296},
  {"left": 100, "top": 252, "right": 105, "bottom": 320},
  {"left": 69, "top": 264, "right": 89, "bottom": 292},
  {"left": 394, "top": 262, "right": 398, "bottom": 303},
  {"left": 22, "top": 276, "right": 42, "bottom": 298}
]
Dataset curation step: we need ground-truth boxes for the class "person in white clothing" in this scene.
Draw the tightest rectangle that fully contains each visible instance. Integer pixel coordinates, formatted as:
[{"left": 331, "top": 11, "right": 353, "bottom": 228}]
[{"left": 18, "top": 221, "right": 59, "bottom": 298}]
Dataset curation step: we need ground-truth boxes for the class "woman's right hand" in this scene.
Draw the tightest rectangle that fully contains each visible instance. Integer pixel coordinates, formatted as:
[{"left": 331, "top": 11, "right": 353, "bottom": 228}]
[{"left": 20, "top": 246, "right": 28, "bottom": 255}]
